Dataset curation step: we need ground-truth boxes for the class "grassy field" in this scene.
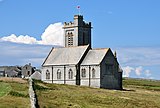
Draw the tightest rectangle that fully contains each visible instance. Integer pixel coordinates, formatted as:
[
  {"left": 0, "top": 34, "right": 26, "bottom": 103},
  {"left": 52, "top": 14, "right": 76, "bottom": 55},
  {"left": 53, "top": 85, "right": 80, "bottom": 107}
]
[
  {"left": 0, "top": 77, "right": 30, "bottom": 108},
  {"left": 1, "top": 78, "right": 160, "bottom": 108},
  {"left": 34, "top": 79, "right": 160, "bottom": 108}
]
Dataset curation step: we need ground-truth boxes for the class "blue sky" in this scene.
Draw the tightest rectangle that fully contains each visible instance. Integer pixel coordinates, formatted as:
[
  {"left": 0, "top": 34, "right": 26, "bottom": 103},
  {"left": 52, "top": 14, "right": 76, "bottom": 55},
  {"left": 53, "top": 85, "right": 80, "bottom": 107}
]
[{"left": 0, "top": 0, "right": 160, "bottom": 79}]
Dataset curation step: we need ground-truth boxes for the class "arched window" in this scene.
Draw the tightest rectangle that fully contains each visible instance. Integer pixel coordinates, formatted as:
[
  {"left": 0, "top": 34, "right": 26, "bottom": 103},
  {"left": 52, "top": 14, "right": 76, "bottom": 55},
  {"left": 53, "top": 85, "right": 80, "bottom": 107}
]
[
  {"left": 92, "top": 68, "right": 96, "bottom": 78},
  {"left": 68, "top": 32, "right": 73, "bottom": 46},
  {"left": 68, "top": 69, "right": 73, "bottom": 79},
  {"left": 81, "top": 68, "right": 86, "bottom": 78},
  {"left": 57, "top": 69, "right": 61, "bottom": 79},
  {"left": 46, "top": 70, "right": 50, "bottom": 79}
]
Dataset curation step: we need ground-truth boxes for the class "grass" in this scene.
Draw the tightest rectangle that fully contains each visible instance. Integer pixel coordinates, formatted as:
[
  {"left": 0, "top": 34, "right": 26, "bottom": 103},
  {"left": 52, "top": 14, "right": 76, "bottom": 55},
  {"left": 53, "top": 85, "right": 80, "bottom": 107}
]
[
  {"left": 0, "top": 82, "right": 11, "bottom": 97},
  {"left": 1, "top": 78, "right": 160, "bottom": 108},
  {"left": 0, "top": 78, "right": 30, "bottom": 108},
  {"left": 34, "top": 79, "right": 160, "bottom": 108},
  {"left": 123, "top": 78, "right": 160, "bottom": 91}
]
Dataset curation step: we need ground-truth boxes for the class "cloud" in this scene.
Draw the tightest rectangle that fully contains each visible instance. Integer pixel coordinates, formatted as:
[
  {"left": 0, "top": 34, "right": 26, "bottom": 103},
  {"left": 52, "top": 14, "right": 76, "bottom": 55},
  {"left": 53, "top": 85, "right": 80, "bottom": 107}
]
[
  {"left": 39, "top": 22, "right": 64, "bottom": 46},
  {"left": 122, "top": 66, "right": 152, "bottom": 78},
  {"left": 112, "top": 47, "right": 160, "bottom": 79},
  {"left": 1, "top": 34, "right": 37, "bottom": 44},
  {"left": 0, "top": 41, "right": 53, "bottom": 67},
  {"left": 135, "top": 66, "right": 143, "bottom": 76},
  {"left": 145, "top": 70, "right": 151, "bottom": 77},
  {"left": 0, "top": 22, "right": 64, "bottom": 46},
  {"left": 115, "top": 47, "right": 160, "bottom": 66},
  {"left": 123, "top": 66, "right": 134, "bottom": 77}
]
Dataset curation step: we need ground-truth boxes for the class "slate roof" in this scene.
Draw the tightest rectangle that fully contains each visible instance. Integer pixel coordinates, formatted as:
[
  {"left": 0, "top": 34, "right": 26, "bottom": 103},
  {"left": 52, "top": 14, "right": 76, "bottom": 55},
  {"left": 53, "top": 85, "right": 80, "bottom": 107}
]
[
  {"left": 31, "top": 71, "right": 41, "bottom": 80},
  {"left": 81, "top": 48, "right": 109, "bottom": 65},
  {"left": 43, "top": 45, "right": 89, "bottom": 66},
  {"left": 5, "top": 70, "right": 18, "bottom": 77}
]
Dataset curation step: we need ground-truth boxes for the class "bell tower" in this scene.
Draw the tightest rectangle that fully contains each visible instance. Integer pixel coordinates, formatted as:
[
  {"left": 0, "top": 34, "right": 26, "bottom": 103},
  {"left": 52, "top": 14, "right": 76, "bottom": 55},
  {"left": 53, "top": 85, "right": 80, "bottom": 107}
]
[{"left": 63, "top": 15, "right": 92, "bottom": 47}]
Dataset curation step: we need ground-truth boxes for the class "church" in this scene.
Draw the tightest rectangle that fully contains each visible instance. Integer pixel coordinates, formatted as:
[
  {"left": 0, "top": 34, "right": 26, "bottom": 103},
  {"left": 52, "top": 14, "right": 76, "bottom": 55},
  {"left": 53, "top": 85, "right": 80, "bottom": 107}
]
[{"left": 41, "top": 15, "right": 123, "bottom": 89}]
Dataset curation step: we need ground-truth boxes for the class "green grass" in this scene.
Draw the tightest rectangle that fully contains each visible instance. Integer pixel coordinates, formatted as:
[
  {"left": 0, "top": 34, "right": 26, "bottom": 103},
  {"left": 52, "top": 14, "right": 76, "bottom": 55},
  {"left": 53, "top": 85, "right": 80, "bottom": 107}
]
[
  {"left": 34, "top": 79, "right": 160, "bottom": 108},
  {"left": 0, "top": 79, "right": 30, "bottom": 108},
  {"left": 1, "top": 78, "right": 160, "bottom": 108},
  {"left": 0, "top": 82, "right": 11, "bottom": 97},
  {"left": 123, "top": 78, "right": 160, "bottom": 91}
]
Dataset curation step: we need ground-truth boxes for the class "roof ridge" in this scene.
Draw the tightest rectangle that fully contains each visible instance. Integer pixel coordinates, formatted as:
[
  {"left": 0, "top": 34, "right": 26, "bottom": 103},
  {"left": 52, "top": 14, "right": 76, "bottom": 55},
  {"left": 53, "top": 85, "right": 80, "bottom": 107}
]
[
  {"left": 92, "top": 48, "right": 109, "bottom": 50},
  {"left": 54, "top": 45, "right": 89, "bottom": 49}
]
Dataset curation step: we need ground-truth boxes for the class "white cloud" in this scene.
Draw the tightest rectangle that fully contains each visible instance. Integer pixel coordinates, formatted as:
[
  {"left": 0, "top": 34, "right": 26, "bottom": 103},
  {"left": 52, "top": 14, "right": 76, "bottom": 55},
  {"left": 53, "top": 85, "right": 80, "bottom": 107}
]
[
  {"left": 0, "top": 41, "right": 52, "bottom": 67},
  {"left": 39, "top": 22, "right": 64, "bottom": 46},
  {"left": 1, "top": 34, "right": 37, "bottom": 44},
  {"left": 0, "top": 22, "right": 64, "bottom": 46},
  {"left": 123, "top": 66, "right": 134, "bottom": 77},
  {"left": 113, "top": 47, "right": 160, "bottom": 79},
  {"left": 135, "top": 66, "right": 143, "bottom": 76},
  {"left": 115, "top": 47, "right": 160, "bottom": 66},
  {"left": 145, "top": 70, "right": 151, "bottom": 77},
  {"left": 122, "top": 66, "right": 152, "bottom": 78}
]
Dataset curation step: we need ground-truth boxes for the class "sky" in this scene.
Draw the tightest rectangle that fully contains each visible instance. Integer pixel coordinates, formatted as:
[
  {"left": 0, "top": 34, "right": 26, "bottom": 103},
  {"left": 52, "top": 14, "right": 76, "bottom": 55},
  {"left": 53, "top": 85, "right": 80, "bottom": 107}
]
[{"left": 0, "top": 0, "right": 160, "bottom": 79}]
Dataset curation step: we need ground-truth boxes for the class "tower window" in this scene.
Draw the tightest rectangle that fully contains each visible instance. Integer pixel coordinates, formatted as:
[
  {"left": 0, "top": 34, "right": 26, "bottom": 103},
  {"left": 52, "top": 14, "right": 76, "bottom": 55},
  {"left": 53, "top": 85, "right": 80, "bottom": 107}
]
[{"left": 68, "top": 32, "right": 73, "bottom": 46}]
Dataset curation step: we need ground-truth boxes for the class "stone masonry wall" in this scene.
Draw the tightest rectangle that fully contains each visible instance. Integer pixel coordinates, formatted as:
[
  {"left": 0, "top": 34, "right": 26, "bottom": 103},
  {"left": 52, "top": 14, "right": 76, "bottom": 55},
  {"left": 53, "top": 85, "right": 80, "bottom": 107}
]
[{"left": 28, "top": 77, "right": 37, "bottom": 108}]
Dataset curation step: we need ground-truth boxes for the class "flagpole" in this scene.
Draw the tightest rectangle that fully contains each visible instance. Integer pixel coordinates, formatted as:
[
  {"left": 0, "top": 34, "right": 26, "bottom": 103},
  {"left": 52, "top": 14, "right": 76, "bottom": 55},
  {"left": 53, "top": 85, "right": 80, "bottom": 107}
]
[
  {"left": 77, "top": 5, "right": 81, "bottom": 15},
  {"left": 79, "top": 8, "right": 80, "bottom": 15}
]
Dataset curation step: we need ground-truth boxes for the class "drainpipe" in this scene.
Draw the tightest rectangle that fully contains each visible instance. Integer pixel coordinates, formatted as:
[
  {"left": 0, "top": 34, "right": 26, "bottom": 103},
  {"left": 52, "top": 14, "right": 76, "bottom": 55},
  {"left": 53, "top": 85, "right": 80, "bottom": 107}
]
[
  {"left": 89, "top": 66, "right": 91, "bottom": 87},
  {"left": 64, "top": 65, "right": 66, "bottom": 84},
  {"left": 52, "top": 66, "right": 53, "bottom": 83}
]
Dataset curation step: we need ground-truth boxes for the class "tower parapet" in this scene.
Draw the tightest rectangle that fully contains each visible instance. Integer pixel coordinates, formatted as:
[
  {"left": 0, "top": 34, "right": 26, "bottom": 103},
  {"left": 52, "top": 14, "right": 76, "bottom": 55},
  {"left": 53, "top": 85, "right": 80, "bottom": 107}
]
[
  {"left": 63, "top": 15, "right": 91, "bottom": 28},
  {"left": 63, "top": 15, "right": 92, "bottom": 47}
]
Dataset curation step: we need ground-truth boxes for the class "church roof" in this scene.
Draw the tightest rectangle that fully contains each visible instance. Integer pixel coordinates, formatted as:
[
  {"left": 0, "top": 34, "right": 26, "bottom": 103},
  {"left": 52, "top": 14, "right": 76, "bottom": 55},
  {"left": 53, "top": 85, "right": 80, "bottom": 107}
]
[
  {"left": 42, "top": 45, "right": 89, "bottom": 66},
  {"left": 81, "top": 48, "right": 109, "bottom": 65},
  {"left": 31, "top": 71, "right": 41, "bottom": 80}
]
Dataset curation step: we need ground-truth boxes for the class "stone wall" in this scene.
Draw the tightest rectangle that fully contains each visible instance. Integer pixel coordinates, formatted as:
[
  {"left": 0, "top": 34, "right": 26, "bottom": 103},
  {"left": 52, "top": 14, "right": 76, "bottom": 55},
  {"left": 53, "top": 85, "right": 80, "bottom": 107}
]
[{"left": 28, "top": 77, "right": 37, "bottom": 108}]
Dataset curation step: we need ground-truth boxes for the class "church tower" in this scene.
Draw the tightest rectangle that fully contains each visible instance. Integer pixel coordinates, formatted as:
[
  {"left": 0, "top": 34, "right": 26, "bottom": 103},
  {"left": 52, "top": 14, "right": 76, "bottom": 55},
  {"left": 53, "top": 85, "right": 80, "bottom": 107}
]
[{"left": 63, "top": 15, "right": 92, "bottom": 47}]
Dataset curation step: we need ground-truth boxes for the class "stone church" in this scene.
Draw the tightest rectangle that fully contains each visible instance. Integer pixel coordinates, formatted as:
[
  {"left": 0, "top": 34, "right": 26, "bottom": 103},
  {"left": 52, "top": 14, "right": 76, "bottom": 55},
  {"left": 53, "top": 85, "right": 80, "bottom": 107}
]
[{"left": 42, "top": 15, "right": 123, "bottom": 89}]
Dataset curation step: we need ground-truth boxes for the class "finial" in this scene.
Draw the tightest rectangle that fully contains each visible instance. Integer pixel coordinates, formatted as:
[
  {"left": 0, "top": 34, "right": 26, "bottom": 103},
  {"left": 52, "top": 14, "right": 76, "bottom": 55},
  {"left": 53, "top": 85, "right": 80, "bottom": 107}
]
[{"left": 114, "top": 51, "right": 117, "bottom": 58}]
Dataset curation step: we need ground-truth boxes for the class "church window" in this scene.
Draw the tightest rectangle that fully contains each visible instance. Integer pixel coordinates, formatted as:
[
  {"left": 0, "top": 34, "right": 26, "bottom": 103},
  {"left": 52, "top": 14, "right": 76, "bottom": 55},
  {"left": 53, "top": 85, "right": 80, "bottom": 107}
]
[
  {"left": 81, "top": 68, "right": 86, "bottom": 78},
  {"left": 68, "top": 32, "right": 73, "bottom": 46},
  {"left": 92, "top": 68, "right": 96, "bottom": 78},
  {"left": 46, "top": 70, "right": 50, "bottom": 79},
  {"left": 57, "top": 69, "right": 61, "bottom": 79},
  {"left": 68, "top": 69, "right": 73, "bottom": 79}
]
